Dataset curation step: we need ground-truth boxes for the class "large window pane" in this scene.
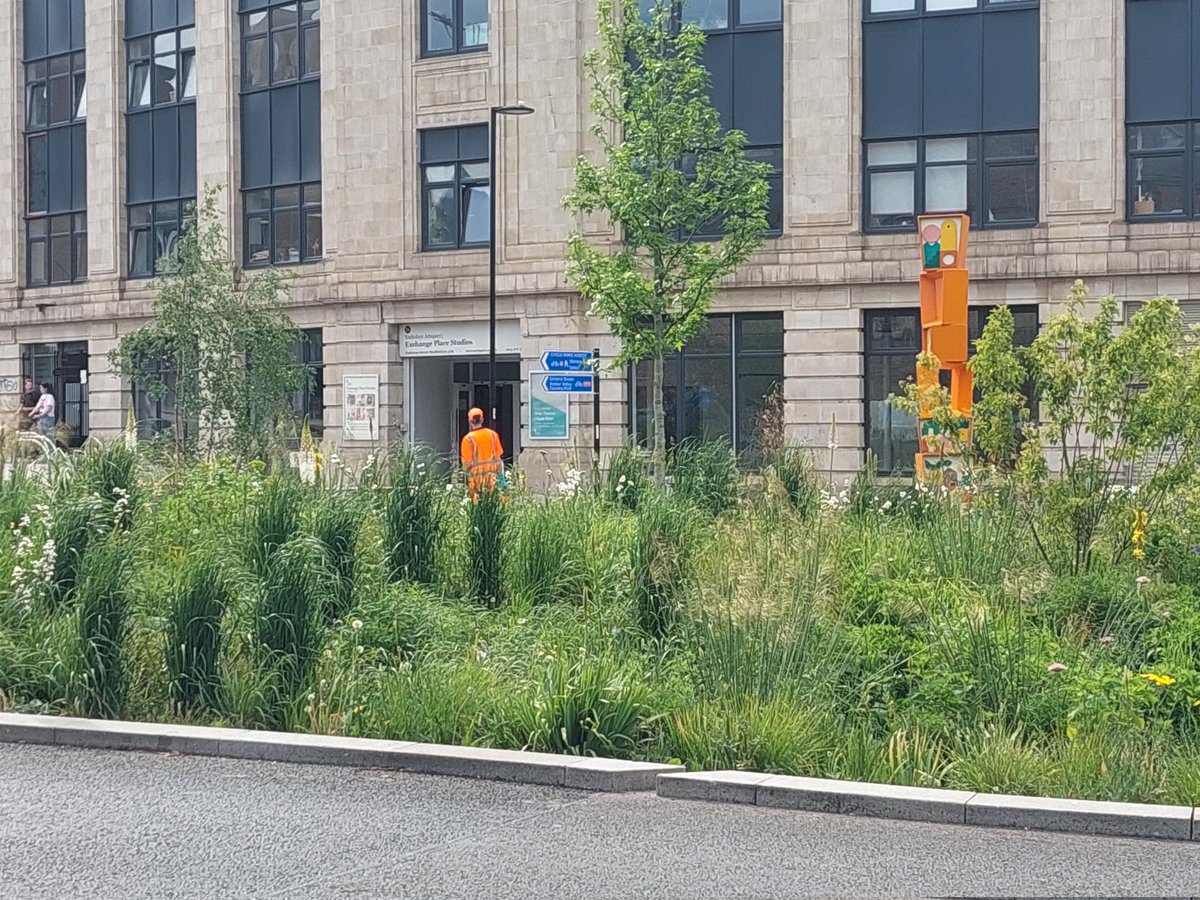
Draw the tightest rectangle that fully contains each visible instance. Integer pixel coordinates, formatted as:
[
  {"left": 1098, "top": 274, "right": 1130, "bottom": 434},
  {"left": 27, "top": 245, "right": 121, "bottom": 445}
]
[
  {"left": 462, "top": 184, "right": 490, "bottom": 245},
  {"left": 867, "top": 354, "right": 919, "bottom": 475},
  {"left": 302, "top": 25, "right": 319, "bottom": 76},
  {"left": 688, "top": 316, "right": 733, "bottom": 354},
  {"left": 683, "top": 0, "right": 729, "bottom": 30},
  {"left": 304, "top": 208, "right": 322, "bottom": 259},
  {"left": 985, "top": 162, "right": 1036, "bottom": 223},
  {"left": 1129, "top": 124, "right": 1186, "bottom": 152},
  {"left": 424, "top": 0, "right": 454, "bottom": 53},
  {"left": 274, "top": 207, "right": 301, "bottom": 262},
  {"left": 925, "top": 164, "right": 969, "bottom": 211},
  {"left": 272, "top": 28, "right": 299, "bottom": 82},
  {"left": 868, "top": 141, "right": 918, "bottom": 167},
  {"left": 870, "top": 170, "right": 915, "bottom": 223},
  {"left": 1131, "top": 154, "right": 1186, "bottom": 216},
  {"left": 681, "top": 356, "right": 733, "bottom": 443},
  {"left": 926, "top": 136, "right": 971, "bottom": 162},
  {"left": 244, "top": 35, "right": 269, "bottom": 87},
  {"left": 736, "top": 353, "right": 783, "bottom": 452},
  {"left": 926, "top": 0, "right": 976, "bottom": 9},
  {"left": 27, "top": 135, "right": 48, "bottom": 214},
  {"left": 738, "top": 0, "right": 781, "bottom": 25},
  {"left": 425, "top": 186, "right": 456, "bottom": 247},
  {"left": 462, "top": 0, "right": 488, "bottom": 47},
  {"left": 870, "top": 0, "right": 915, "bottom": 11}
]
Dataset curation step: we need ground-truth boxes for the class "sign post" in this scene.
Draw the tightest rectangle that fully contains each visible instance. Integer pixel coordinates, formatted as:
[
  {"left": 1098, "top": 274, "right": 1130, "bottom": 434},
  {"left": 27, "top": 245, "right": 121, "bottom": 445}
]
[{"left": 592, "top": 348, "right": 601, "bottom": 492}]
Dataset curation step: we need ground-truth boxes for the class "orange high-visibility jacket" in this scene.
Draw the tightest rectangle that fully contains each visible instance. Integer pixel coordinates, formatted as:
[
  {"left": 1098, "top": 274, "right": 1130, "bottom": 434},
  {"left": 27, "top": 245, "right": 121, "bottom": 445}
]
[{"left": 461, "top": 427, "right": 504, "bottom": 496}]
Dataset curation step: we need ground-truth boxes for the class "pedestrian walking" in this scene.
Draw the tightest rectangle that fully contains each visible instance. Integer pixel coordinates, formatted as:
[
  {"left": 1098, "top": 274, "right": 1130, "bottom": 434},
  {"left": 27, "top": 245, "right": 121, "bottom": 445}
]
[
  {"left": 460, "top": 407, "right": 504, "bottom": 501},
  {"left": 17, "top": 378, "right": 39, "bottom": 432},
  {"left": 29, "top": 383, "right": 56, "bottom": 436}
]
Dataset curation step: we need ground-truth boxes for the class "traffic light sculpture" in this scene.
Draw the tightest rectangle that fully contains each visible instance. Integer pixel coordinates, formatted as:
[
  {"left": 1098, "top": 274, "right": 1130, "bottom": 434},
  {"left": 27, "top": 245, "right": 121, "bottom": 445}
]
[{"left": 915, "top": 214, "right": 971, "bottom": 485}]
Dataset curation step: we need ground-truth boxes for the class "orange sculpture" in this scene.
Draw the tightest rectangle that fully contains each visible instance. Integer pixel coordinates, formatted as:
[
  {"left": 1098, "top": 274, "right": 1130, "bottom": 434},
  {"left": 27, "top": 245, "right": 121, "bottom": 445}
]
[{"left": 915, "top": 214, "right": 971, "bottom": 485}]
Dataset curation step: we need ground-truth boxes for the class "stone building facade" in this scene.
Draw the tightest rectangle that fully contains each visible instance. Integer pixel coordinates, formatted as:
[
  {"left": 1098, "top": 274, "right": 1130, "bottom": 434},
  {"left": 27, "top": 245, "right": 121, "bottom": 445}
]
[{"left": 2, "top": 0, "right": 1199, "bottom": 480}]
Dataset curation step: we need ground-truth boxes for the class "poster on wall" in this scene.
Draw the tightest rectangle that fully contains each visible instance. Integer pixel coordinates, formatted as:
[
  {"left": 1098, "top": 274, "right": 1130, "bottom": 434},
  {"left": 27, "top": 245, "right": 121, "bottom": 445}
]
[
  {"left": 529, "top": 374, "right": 569, "bottom": 441},
  {"left": 343, "top": 375, "right": 379, "bottom": 442}
]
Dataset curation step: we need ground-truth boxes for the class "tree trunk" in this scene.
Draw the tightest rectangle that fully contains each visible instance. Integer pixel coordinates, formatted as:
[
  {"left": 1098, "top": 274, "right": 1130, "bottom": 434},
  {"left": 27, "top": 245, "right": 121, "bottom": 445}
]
[{"left": 651, "top": 314, "right": 667, "bottom": 484}]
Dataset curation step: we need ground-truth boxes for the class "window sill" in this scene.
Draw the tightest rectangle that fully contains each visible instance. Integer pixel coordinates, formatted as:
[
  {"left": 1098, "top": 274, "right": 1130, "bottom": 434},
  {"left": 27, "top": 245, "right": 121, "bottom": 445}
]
[
  {"left": 417, "top": 46, "right": 490, "bottom": 65},
  {"left": 418, "top": 244, "right": 489, "bottom": 254},
  {"left": 243, "top": 257, "right": 324, "bottom": 270},
  {"left": 863, "top": 220, "right": 1039, "bottom": 237}
]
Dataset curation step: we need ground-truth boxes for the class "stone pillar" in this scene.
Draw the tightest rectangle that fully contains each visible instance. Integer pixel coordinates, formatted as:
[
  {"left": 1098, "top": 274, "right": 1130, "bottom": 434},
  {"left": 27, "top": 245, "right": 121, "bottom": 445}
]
[
  {"left": 194, "top": 0, "right": 239, "bottom": 242},
  {"left": 84, "top": 0, "right": 122, "bottom": 285},
  {"left": 0, "top": 1, "right": 21, "bottom": 300}
]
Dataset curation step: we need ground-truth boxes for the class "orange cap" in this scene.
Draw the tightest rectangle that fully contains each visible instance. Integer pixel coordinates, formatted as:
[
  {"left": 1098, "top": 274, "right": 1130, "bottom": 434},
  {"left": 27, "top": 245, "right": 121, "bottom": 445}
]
[{"left": 468, "top": 407, "right": 484, "bottom": 422}]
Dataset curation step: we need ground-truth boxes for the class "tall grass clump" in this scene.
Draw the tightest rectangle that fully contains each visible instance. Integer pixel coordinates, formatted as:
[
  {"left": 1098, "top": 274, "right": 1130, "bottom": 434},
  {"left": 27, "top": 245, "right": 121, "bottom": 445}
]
[
  {"left": 74, "top": 535, "right": 132, "bottom": 718},
  {"left": 47, "top": 491, "right": 104, "bottom": 609},
  {"left": 254, "top": 537, "right": 323, "bottom": 717},
  {"left": 604, "top": 444, "right": 651, "bottom": 510},
  {"left": 245, "top": 473, "right": 304, "bottom": 578},
  {"left": 382, "top": 448, "right": 442, "bottom": 585},
  {"left": 671, "top": 439, "right": 738, "bottom": 516},
  {"left": 466, "top": 487, "right": 505, "bottom": 606},
  {"left": 511, "top": 656, "right": 652, "bottom": 758},
  {"left": 629, "top": 494, "right": 699, "bottom": 640},
  {"left": 77, "top": 441, "right": 139, "bottom": 531},
  {"left": 310, "top": 490, "right": 362, "bottom": 623},
  {"left": 504, "top": 499, "right": 585, "bottom": 605},
  {"left": 923, "top": 484, "right": 1024, "bottom": 584},
  {"left": 769, "top": 447, "right": 820, "bottom": 521},
  {"left": 165, "top": 556, "right": 229, "bottom": 714}
]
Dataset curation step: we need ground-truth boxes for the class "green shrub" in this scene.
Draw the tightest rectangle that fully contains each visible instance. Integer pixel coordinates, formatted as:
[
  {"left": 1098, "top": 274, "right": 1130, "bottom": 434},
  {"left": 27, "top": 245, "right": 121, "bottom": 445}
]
[
  {"left": 47, "top": 491, "right": 105, "bottom": 609},
  {"left": 511, "top": 655, "right": 652, "bottom": 757},
  {"left": 503, "top": 499, "right": 585, "bottom": 606},
  {"left": 946, "top": 727, "right": 1056, "bottom": 796},
  {"left": 165, "top": 556, "right": 229, "bottom": 713},
  {"left": 74, "top": 535, "right": 132, "bottom": 718},
  {"left": 77, "top": 441, "right": 139, "bottom": 532},
  {"left": 667, "top": 694, "right": 834, "bottom": 775},
  {"left": 671, "top": 439, "right": 738, "bottom": 516},
  {"left": 381, "top": 448, "right": 443, "bottom": 585},
  {"left": 1054, "top": 728, "right": 1164, "bottom": 803}
]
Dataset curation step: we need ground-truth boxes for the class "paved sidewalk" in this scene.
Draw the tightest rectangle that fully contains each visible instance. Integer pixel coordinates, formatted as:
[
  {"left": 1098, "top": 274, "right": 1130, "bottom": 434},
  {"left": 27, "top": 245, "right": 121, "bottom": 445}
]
[{"left": 3, "top": 743, "right": 1198, "bottom": 898}]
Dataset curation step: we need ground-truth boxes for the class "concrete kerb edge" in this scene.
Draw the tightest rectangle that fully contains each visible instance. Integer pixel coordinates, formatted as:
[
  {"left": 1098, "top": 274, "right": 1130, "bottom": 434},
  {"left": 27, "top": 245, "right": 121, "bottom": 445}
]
[
  {"left": 656, "top": 769, "right": 1200, "bottom": 842},
  {"left": 0, "top": 713, "right": 680, "bottom": 793}
]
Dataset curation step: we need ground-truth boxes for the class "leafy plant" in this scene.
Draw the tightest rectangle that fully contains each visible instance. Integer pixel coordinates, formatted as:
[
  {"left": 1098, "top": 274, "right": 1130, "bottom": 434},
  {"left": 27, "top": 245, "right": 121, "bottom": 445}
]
[
  {"left": 311, "top": 490, "right": 362, "bottom": 623},
  {"left": 564, "top": 0, "right": 771, "bottom": 480},
  {"left": 165, "top": 556, "right": 229, "bottom": 713},
  {"left": 74, "top": 535, "right": 132, "bottom": 718}
]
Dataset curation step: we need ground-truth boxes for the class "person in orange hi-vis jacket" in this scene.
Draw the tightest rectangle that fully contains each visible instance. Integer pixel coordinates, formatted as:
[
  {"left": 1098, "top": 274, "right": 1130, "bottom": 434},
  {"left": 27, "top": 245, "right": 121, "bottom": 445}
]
[{"left": 460, "top": 407, "right": 504, "bottom": 501}]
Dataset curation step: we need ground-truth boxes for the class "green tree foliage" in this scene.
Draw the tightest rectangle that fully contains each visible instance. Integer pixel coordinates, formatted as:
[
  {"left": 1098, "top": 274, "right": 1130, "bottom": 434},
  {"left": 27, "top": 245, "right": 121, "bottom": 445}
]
[
  {"left": 564, "top": 0, "right": 770, "bottom": 479},
  {"left": 110, "top": 186, "right": 305, "bottom": 460}
]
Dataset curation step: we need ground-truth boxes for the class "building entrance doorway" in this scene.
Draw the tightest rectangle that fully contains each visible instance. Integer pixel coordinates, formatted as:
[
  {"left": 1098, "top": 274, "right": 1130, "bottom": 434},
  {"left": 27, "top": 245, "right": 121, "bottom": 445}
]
[
  {"left": 21, "top": 341, "right": 89, "bottom": 448},
  {"left": 409, "top": 356, "right": 520, "bottom": 466}
]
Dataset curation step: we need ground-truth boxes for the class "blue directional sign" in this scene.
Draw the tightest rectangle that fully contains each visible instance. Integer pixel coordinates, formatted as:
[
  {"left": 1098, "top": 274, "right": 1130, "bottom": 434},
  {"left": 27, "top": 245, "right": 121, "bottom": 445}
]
[
  {"left": 540, "top": 350, "right": 594, "bottom": 372},
  {"left": 542, "top": 373, "right": 594, "bottom": 393}
]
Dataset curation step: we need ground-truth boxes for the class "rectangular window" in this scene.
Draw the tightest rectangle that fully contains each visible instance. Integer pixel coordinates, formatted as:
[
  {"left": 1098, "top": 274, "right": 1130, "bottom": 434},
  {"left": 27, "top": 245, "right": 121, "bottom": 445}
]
[
  {"left": 126, "top": 4, "right": 197, "bottom": 278},
  {"left": 865, "top": 132, "right": 1036, "bottom": 229},
  {"left": 420, "top": 124, "right": 489, "bottom": 251},
  {"left": 1127, "top": 122, "right": 1196, "bottom": 218},
  {"left": 290, "top": 329, "right": 324, "bottom": 438},
  {"left": 629, "top": 313, "right": 783, "bottom": 455},
  {"left": 421, "top": 0, "right": 489, "bottom": 57},
  {"left": 864, "top": 305, "right": 1038, "bottom": 475},
  {"left": 862, "top": 1, "right": 1039, "bottom": 232},
  {"left": 240, "top": 0, "right": 322, "bottom": 267}
]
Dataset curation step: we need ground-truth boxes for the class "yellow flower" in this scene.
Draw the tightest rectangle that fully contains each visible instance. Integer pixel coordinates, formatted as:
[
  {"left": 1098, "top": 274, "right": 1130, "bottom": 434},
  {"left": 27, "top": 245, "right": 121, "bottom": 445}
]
[
  {"left": 1133, "top": 548, "right": 1146, "bottom": 560},
  {"left": 1139, "top": 673, "right": 1175, "bottom": 687}
]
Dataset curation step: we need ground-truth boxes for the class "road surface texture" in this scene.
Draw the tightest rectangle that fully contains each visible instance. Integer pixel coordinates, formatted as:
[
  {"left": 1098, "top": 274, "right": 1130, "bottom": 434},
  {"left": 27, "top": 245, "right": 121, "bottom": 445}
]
[{"left": 3, "top": 743, "right": 1198, "bottom": 899}]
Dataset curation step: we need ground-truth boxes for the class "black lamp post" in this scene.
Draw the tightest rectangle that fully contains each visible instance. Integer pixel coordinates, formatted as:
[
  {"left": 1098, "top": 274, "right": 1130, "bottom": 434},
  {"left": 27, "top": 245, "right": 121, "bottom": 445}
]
[{"left": 488, "top": 102, "right": 535, "bottom": 429}]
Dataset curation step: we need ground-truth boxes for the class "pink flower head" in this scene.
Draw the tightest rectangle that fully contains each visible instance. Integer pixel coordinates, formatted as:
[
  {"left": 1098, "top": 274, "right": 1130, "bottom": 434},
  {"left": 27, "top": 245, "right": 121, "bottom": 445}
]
[{"left": 1047, "top": 662, "right": 1067, "bottom": 673}]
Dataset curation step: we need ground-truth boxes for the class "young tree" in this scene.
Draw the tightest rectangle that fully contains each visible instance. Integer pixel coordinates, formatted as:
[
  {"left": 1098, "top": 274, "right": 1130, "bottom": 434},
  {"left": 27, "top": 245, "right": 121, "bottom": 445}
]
[
  {"left": 564, "top": 0, "right": 771, "bottom": 479},
  {"left": 111, "top": 186, "right": 304, "bottom": 460}
]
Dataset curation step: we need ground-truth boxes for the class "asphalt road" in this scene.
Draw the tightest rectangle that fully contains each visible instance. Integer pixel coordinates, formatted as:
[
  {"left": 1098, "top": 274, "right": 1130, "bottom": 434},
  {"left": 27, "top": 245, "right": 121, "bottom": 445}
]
[{"left": 3, "top": 743, "right": 1199, "bottom": 899}]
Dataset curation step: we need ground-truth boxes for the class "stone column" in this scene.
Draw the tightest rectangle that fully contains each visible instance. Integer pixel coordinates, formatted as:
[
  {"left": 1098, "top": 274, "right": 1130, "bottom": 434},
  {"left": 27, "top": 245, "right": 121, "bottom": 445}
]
[{"left": 194, "top": 0, "right": 239, "bottom": 243}]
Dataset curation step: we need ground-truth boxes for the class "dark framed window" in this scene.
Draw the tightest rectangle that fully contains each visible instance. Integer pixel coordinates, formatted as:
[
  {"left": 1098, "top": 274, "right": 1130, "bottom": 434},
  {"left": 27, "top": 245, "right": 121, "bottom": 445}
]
[
  {"left": 645, "top": 0, "right": 784, "bottom": 239},
  {"left": 629, "top": 313, "right": 783, "bottom": 454},
  {"left": 862, "top": 0, "right": 1039, "bottom": 232},
  {"left": 864, "top": 305, "right": 1039, "bottom": 475},
  {"left": 244, "top": 183, "right": 322, "bottom": 266},
  {"left": 1124, "top": 1, "right": 1200, "bottom": 220},
  {"left": 864, "top": 132, "right": 1037, "bottom": 229},
  {"left": 25, "top": 2, "right": 86, "bottom": 287},
  {"left": 290, "top": 329, "right": 324, "bottom": 437},
  {"left": 421, "top": 0, "right": 488, "bottom": 57},
  {"left": 420, "top": 125, "right": 489, "bottom": 251},
  {"left": 131, "top": 357, "right": 181, "bottom": 440},
  {"left": 126, "top": 3, "right": 198, "bottom": 279},
  {"left": 129, "top": 201, "right": 191, "bottom": 277},
  {"left": 865, "top": 0, "right": 1036, "bottom": 17},
  {"left": 240, "top": 0, "right": 322, "bottom": 267}
]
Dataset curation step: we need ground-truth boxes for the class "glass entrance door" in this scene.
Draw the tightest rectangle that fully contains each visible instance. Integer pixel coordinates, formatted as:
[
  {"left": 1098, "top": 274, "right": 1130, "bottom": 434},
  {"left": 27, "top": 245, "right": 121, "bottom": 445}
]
[
  {"left": 22, "top": 341, "right": 90, "bottom": 448},
  {"left": 452, "top": 359, "right": 519, "bottom": 466}
]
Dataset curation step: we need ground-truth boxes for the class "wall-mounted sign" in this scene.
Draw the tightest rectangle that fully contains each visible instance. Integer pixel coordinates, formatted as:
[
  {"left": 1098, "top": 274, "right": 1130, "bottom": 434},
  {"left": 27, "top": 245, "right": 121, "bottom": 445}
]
[
  {"left": 530, "top": 373, "right": 569, "bottom": 440},
  {"left": 401, "top": 321, "right": 522, "bottom": 357},
  {"left": 343, "top": 374, "right": 379, "bottom": 442}
]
